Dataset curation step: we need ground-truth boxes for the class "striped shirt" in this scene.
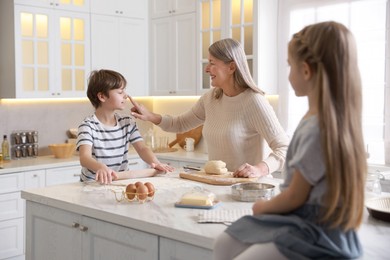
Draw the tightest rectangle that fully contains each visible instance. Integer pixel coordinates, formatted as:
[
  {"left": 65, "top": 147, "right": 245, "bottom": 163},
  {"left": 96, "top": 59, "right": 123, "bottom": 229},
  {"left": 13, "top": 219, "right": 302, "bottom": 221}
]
[{"left": 77, "top": 113, "right": 143, "bottom": 181}]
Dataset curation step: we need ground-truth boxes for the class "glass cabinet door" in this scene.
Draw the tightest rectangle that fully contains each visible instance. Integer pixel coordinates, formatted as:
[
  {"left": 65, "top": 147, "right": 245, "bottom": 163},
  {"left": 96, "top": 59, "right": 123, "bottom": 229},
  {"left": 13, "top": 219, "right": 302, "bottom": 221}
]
[
  {"left": 16, "top": 7, "right": 52, "bottom": 97},
  {"left": 230, "top": 0, "right": 254, "bottom": 76},
  {"left": 14, "top": 5, "right": 90, "bottom": 98},
  {"left": 199, "top": 0, "right": 255, "bottom": 93},
  {"left": 58, "top": 14, "right": 88, "bottom": 95}
]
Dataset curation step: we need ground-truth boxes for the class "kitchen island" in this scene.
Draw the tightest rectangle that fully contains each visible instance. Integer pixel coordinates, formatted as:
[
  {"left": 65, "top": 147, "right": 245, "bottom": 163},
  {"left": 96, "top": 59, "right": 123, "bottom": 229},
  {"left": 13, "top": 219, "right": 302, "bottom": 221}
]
[{"left": 21, "top": 172, "right": 390, "bottom": 260}]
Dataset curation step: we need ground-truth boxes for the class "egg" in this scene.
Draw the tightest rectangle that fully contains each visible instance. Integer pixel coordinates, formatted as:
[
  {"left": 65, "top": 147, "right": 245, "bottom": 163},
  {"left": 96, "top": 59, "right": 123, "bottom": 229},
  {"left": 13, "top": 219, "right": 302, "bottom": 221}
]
[
  {"left": 135, "top": 181, "right": 143, "bottom": 188},
  {"left": 136, "top": 183, "right": 148, "bottom": 200},
  {"left": 144, "top": 182, "right": 155, "bottom": 197},
  {"left": 125, "top": 183, "right": 137, "bottom": 200}
]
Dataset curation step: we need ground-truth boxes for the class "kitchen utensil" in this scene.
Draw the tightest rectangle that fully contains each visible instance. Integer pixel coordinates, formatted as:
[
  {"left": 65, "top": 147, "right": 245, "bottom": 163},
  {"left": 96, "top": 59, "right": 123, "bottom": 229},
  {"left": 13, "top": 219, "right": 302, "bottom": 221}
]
[
  {"left": 231, "top": 182, "right": 275, "bottom": 202},
  {"left": 366, "top": 197, "right": 390, "bottom": 223},
  {"left": 67, "top": 128, "right": 78, "bottom": 138},
  {"left": 168, "top": 125, "right": 203, "bottom": 149},
  {"left": 49, "top": 143, "right": 76, "bottom": 158},
  {"left": 184, "top": 137, "right": 195, "bottom": 152},
  {"left": 179, "top": 171, "right": 258, "bottom": 186}
]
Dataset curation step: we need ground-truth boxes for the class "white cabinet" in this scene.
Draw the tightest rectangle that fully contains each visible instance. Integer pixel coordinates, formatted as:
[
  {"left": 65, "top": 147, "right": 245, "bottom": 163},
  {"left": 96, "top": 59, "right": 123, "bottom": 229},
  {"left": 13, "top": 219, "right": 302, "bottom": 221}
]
[
  {"left": 91, "top": 15, "right": 148, "bottom": 97},
  {"left": 0, "top": 169, "right": 45, "bottom": 260},
  {"left": 150, "top": 12, "right": 197, "bottom": 96},
  {"left": 90, "top": 1, "right": 148, "bottom": 97},
  {"left": 157, "top": 158, "right": 205, "bottom": 170},
  {"left": 128, "top": 157, "right": 149, "bottom": 170},
  {"left": 150, "top": 0, "right": 196, "bottom": 18},
  {"left": 14, "top": 0, "right": 90, "bottom": 12},
  {"left": 0, "top": 1, "right": 90, "bottom": 99},
  {"left": 159, "top": 237, "right": 212, "bottom": 260},
  {"left": 26, "top": 202, "right": 159, "bottom": 260},
  {"left": 91, "top": 0, "right": 146, "bottom": 19},
  {"left": 46, "top": 165, "right": 81, "bottom": 186}
]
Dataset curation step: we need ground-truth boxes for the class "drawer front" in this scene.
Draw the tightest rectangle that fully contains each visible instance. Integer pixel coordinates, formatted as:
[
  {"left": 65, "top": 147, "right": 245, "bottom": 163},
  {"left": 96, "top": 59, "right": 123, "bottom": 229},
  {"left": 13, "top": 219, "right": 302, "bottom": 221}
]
[
  {"left": 179, "top": 161, "right": 205, "bottom": 169},
  {"left": 24, "top": 170, "right": 46, "bottom": 189},
  {"left": 128, "top": 158, "right": 148, "bottom": 170},
  {"left": 0, "top": 192, "right": 24, "bottom": 221},
  {"left": 0, "top": 173, "right": 24, "bottom": 194},
  {"left": 46, "top": 166, "right": 82, "bottom": 186},
  {"left": 0, "top": 218, "right": 24, "bottom": 259}
]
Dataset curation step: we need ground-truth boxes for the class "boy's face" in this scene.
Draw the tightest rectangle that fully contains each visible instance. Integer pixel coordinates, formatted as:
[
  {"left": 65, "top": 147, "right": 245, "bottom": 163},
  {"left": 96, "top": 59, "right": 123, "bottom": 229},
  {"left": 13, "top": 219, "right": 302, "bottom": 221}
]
[{"left": 101, "top": 84, "right": 128, "bottom": 111}]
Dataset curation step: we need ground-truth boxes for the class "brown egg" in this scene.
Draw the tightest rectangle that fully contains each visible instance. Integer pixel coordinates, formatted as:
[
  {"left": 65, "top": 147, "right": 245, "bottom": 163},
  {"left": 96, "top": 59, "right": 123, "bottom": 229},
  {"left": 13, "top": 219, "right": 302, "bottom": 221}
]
[
  {"left": 125, "top": 184, "right": 137, "bottom": 200},
  {"left": 135, "top": 181, "right": 143, "bottom": 188},
  {"left": 144, "top": 182, "right": 155, "bottom": 197},
  {"left": 136, "top": 183, "right": 148, "bottom": 200}
]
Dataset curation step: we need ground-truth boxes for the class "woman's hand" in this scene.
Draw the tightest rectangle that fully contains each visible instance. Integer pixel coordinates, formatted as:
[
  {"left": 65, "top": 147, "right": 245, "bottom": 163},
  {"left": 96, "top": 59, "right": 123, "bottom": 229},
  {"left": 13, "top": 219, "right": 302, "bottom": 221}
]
[
  {"left": 233, "top": 162, "right": 269, "bottom": 178},
  {"left": 128, "top": 96, "right": 162, "bottom": 124},
  {"left": 150, "top": 162, "right": 175, "bottom": 173}
]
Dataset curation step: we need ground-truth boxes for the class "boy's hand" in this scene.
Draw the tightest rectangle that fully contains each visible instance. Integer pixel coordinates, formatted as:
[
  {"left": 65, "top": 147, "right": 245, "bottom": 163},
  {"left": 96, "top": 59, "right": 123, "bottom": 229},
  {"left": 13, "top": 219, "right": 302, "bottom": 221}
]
[
  {"left": 95, "top": 166, "right": 118, "bottom": 184},
  {"left": 150, "top": 162, "right": 175, "bottom": 173}
]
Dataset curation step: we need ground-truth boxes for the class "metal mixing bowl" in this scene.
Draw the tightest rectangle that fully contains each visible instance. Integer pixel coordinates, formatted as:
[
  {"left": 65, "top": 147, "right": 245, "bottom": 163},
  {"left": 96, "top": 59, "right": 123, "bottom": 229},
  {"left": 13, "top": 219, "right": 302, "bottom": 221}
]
[{"left": 231, "top": 183, "right": 275, "bottom": 202}]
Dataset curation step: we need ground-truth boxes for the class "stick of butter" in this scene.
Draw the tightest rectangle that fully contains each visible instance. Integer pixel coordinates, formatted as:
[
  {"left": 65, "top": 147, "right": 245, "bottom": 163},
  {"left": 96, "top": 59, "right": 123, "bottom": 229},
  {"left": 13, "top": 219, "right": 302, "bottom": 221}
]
[{"left": 180, "top": 192, "right": 216, "bottom": 206}]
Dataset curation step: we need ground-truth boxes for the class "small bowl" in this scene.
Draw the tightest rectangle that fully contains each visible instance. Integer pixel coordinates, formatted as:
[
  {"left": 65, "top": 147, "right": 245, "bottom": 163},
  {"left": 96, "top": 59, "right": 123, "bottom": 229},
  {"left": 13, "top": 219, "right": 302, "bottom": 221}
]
[
  {"left": 232, "top": 183, "right": 275, "bottom": 202},
  {"left": 49, "top": 143, "right": 76, "bottom": 159}
]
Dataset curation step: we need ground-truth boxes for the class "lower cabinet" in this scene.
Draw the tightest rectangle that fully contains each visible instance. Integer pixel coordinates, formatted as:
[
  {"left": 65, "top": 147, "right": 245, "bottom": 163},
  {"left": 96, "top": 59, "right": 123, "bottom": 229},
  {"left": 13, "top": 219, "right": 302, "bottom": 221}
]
[
  {"left": 26, "top": 202, "right": 158, "bottom": 260},
  {"left": 0, "top": 164, "right": 81, "bottom": 260},
  {"left": 46, "top": 165, "right": 82, "bottom": 186},
  {"left": 25, "top": 202, "right": 212, "bottom": 260},
  {"left": 128, "top": 158, "right": 148, "bottom": 170},
  {"left": 160, "top": 237, "right": 212, "bottom": 260}
]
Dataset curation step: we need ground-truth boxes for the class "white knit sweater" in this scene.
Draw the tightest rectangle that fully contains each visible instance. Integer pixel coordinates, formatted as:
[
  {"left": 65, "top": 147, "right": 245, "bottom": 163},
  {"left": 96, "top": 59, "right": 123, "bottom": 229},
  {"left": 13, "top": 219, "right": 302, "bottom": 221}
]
[{"left": 158, "top": 88, "right": 289, "bottom": 173}]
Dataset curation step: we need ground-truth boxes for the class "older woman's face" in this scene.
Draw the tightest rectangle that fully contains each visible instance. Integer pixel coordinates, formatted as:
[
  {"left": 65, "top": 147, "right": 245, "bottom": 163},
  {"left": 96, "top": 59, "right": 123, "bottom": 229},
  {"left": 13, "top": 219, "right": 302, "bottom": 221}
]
[{"left": 204, "top": 54, "right": 234, "bottom": 88}]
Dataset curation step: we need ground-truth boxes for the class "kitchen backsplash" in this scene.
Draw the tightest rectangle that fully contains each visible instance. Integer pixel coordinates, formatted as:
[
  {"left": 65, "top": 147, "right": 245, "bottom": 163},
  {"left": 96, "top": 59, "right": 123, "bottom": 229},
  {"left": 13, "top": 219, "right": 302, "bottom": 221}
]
[{"left": 0, "top": 95, "right": 279, "bottom": 157}]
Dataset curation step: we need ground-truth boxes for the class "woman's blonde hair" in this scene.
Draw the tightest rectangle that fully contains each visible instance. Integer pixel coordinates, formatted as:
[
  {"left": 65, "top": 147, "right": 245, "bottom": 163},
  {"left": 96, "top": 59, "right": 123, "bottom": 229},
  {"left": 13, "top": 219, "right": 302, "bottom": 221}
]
[
  {"left": 208, "top": 38, "right": 264, "bottom": 99},
  {"left": 289, "top": 21, "right": 367, "bottom": 230}
]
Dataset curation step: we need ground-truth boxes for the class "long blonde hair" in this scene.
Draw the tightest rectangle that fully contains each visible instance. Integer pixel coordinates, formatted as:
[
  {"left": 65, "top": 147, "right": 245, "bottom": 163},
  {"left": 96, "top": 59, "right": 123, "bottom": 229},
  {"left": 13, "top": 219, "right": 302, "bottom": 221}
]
[
  {"left": 208, "top": 38, "right": 264, "bottom": 99},
  {"left": 289, "top": 21, "right": 366, "bottom": 230}
]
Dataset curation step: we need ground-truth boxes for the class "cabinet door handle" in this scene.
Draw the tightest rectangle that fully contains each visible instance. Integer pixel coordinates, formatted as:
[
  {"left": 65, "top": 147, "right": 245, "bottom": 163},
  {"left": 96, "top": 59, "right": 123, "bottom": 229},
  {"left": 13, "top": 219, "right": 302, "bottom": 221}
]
[
  {"left": 79, "top": 225, "right": 88, "bottom": 232},
  {"left": 128, "top": 161, "right": 139, "bottom": 166},
  {"left": 169, "top": 91, "right": 176, "bottom": 94},
  {"left": 73, "top": 174, "right": 81, "bottom": 177},
  {"left": 72, "top": 222, "right": 80, "bottom": 228}
]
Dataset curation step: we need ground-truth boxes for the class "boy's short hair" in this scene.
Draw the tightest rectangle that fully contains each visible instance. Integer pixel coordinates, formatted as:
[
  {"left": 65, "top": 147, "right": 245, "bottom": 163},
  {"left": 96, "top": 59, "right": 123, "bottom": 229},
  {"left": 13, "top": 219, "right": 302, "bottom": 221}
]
[{"left": 87, "top": 69, "right": 127, "bottom": 109}]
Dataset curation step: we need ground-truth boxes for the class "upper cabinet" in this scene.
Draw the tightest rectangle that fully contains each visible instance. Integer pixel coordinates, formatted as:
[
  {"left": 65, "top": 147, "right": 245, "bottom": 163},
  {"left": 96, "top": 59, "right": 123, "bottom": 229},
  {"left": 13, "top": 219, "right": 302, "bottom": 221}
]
[
  {"left": 90, "top": 1, "right": 148, "bottom": 97},
  {"left": 150, "top": 0, "right": 196, "bottom": 18},
  {"left": 0, "top": 0, "right": 90, "bottom": 98},
  {"left": 14, "top": 0, "right": 90, "bottom": 12},
  {"left": 91, "top": 0, "right": 146, "bottom": 19},
  {"left": 198, "top": 0, "right": 256, "bottom": 94},
  {"left": 149, "top": 0, "right": 197, "bottom": 96}
]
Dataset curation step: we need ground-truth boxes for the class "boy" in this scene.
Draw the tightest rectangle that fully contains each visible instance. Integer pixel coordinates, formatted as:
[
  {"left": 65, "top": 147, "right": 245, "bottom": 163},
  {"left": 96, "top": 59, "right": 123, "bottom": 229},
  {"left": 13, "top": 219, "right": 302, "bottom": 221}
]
[{"left": 77, "top": 69, "right": 173, "bottom": 184}]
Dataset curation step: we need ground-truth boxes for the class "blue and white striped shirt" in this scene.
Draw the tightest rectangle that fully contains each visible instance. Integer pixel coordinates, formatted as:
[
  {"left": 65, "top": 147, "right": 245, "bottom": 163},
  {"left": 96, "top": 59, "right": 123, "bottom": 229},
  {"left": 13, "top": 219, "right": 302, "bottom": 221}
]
[{"left": 77, "top": 113, "right": 143, "bottom": 181}]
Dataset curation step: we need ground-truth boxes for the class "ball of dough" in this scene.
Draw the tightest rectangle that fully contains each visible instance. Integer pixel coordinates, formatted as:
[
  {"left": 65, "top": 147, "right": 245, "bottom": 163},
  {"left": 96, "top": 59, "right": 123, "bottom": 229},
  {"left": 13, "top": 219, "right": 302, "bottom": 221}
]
[{"left": 204, "top": 160, "right": 228, "bottom": 175}]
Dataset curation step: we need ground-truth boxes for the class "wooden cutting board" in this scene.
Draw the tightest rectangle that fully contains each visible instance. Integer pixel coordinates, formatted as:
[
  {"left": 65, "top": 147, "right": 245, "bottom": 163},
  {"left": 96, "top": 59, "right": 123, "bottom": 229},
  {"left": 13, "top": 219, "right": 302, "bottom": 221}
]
[
  {"left": 179, "top": 171, "right": 258, "bottom": 186},
  {"left": 169, "top": 125, "right": 203, "bottom": 149}
]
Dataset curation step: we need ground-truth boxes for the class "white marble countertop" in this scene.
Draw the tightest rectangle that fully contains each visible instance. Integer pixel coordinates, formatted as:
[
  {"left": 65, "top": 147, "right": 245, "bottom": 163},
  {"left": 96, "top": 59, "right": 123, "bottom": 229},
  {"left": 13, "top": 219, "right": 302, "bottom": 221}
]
[
  {"left": 0, "top": 149, "right": 208, "bottom": 175},
  {"left": 0, "top": 155, "right": 81, "bottom": 174},
  {"left": 21, "top": 171, "right": 390, "bottom": 259}
]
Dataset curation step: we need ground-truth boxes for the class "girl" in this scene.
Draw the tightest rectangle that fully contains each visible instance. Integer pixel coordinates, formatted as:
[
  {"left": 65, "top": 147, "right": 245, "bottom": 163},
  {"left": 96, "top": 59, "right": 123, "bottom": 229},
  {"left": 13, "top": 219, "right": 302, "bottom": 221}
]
[{"left": 214, "top": 21, "right": 367, "bottom": 259}]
